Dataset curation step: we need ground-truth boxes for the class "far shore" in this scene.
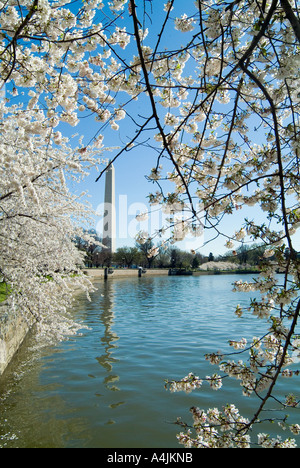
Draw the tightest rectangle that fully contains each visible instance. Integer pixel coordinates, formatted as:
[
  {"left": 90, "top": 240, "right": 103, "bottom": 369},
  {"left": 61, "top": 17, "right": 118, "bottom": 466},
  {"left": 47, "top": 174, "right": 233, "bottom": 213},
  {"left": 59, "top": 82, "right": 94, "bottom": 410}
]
[{"left": 83, "top": 262, "right": 260, "bottom": 280}]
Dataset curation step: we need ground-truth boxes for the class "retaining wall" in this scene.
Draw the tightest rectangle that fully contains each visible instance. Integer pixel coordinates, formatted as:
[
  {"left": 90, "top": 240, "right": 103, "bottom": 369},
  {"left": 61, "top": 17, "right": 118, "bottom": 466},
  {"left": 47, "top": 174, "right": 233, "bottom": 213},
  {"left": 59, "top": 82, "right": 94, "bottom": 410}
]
[
  {"left": 83, "top": 268, "right": 169, "bottom": 279},
  {"left": 0, "top": 303, "right": 30, "bottom": 376}
]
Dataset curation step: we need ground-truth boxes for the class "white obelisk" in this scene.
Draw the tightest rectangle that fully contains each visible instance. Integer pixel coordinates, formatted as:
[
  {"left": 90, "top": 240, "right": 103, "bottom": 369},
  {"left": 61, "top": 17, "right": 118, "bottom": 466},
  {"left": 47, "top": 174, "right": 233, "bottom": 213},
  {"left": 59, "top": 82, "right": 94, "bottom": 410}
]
[{"left": 102, "top": 162, "right": 116, "bottom": 254}]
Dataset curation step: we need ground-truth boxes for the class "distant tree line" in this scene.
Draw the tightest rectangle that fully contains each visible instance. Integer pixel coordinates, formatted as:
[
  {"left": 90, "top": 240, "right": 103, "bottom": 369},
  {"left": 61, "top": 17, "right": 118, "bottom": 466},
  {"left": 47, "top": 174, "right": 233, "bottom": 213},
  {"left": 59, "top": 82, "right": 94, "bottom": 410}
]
[
  {"left": 221, "top": 243, "right": 268, "bottom": 266},
  {"left": 76, "top": 230, "right": 277, "bottom": 270}
]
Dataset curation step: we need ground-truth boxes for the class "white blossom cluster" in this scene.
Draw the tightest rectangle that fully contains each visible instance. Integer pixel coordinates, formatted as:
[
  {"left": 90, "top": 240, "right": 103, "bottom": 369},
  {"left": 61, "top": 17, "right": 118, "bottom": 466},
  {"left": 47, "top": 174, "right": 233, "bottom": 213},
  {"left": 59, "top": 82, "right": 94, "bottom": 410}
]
[
  {"left": 0, "top": 103, "right": 101, "bottom": 343},
  {"left": 176, "top": 404, "right": 299, "bottom": 448},
  {"left": 1, "top": 0, "right": 300, "bottom": 448},
  {"left": 168, "top": 329, "right": 300, "bottom": 447},
  {"left": 167, "top": 373, "right": 203, "bottom": 393},
  {"left": 176, "top": 404, "right": 252, "bottom": 448},
  {"left": 0, "top": 0, "right": 138, "bottom": 343}
]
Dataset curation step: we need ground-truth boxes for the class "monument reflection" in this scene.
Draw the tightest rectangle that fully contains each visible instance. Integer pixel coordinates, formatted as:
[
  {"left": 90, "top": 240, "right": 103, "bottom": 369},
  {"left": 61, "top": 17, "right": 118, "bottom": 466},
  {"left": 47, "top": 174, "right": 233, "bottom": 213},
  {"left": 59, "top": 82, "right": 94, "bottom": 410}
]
[{"left": 96, "top": 280, "right": 120, "bottom": 391}]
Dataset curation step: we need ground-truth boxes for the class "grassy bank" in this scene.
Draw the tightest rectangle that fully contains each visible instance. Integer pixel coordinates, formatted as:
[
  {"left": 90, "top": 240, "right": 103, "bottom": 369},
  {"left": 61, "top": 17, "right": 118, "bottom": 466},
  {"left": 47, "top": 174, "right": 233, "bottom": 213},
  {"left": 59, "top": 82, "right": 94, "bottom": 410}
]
[{"left": 0, "top": 282, "right": 11, "bottom": 303}]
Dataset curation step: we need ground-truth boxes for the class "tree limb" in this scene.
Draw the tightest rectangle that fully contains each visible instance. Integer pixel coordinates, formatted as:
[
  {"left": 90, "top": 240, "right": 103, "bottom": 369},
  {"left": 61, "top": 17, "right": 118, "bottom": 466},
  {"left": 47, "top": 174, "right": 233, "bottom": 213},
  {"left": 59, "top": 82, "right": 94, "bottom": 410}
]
[{"left": 280, "top": 0, "right": 300, "bottom": 43}]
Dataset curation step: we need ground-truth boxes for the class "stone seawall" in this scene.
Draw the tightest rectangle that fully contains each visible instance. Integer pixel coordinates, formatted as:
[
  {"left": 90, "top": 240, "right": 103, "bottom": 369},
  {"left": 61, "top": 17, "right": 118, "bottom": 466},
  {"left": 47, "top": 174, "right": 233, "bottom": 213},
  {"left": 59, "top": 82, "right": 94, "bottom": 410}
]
[
  {"left": 0, "top": 303, "right": 30, "bottom": 376},
  {"left": 83, "top": 268, "right": 169, "bottom": 279}
]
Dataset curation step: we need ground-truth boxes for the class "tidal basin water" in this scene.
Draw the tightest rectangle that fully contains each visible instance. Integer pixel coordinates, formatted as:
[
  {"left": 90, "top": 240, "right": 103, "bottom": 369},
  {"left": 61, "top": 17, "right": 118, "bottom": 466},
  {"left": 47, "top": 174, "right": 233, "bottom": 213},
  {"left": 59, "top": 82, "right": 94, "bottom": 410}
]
[{"left": 0, "top": 274, "right": 299, "bottom": 448}]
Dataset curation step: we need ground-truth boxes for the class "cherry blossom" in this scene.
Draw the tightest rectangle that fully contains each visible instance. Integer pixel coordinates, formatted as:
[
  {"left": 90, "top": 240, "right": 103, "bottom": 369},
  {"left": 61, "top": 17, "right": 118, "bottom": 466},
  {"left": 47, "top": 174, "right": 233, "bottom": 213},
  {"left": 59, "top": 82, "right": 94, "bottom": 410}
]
[{"left": 1, "top": 0, "right": 300, "bottom": 448}]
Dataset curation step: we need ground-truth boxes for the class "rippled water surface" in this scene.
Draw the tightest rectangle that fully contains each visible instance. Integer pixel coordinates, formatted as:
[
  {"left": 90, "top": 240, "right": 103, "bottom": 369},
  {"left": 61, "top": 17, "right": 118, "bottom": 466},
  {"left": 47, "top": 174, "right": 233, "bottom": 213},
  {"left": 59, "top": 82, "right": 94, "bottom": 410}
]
[{"left": 0, "top": 274, "right": 299, "bottom": 448}]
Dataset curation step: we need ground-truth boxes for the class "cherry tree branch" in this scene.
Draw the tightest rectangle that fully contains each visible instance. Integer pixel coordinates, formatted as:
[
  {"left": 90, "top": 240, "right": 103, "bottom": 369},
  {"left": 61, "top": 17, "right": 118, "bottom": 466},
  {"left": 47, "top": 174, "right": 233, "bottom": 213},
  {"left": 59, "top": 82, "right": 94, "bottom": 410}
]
[{"left": 280, "top": 0, "right": 300, "bottom": 43}]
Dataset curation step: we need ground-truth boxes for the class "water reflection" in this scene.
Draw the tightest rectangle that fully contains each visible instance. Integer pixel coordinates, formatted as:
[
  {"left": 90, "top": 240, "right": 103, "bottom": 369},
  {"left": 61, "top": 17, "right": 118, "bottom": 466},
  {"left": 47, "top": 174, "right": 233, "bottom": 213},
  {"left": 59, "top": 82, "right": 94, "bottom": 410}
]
[
  {"left": 96, "top": 281, "right": 120, "bottom": 391},
  {"left": 0, "top": 280, "right": 125, "bottom": 447},
  {"left": 0, "top": 332, "right": 82, "bottom": 448},
  {"left": 0, "top": 275, "right": 299, "bottom": 448}
]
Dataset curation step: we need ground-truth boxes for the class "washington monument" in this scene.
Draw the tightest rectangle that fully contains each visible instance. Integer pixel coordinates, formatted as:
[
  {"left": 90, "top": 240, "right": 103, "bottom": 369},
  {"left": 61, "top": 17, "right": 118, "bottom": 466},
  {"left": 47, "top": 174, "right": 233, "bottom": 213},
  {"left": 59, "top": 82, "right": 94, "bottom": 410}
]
[{"left": 102, "top": 161, "right": 116, "bottom": 254}]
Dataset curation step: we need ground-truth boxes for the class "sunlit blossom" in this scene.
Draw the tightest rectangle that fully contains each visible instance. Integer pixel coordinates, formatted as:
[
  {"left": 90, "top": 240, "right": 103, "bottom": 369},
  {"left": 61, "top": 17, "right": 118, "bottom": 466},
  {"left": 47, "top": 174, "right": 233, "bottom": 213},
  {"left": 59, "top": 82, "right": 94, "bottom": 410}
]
[{"left": 1, "top": 0, "right": 300, "bottom": 449}]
